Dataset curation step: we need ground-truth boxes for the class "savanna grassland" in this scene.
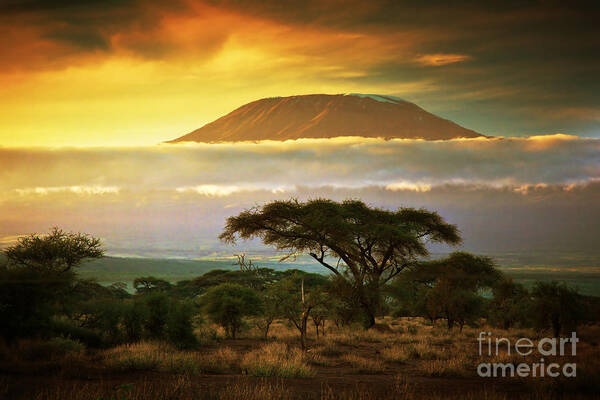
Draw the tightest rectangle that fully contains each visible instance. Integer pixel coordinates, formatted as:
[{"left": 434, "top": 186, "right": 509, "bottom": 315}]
[
  {"left": 2, "top": 202, "right": 600, "bottom": 400},
  {"left": 1, "top": 319, "right": 599, "bottom": 400}
]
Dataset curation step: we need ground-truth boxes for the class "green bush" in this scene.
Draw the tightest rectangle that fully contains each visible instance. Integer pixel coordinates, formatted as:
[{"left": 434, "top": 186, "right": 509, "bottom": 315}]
[
  {"left": 203, "top": 283, "right": 262, "bottom": 339},
  {"left": 166, "top": 301, "right": 198, "bottom": 349},
  {"left": 141, "top": 293, "right": 170, "bottom": 339},
  {"left": 49, "top": 318, "right": 104, "bottom": 348},
  {"left": 20, "top": 337, "right": 84, "bottom": 361},
  {"left": 0, "top": 265, "right": 73, "bottom": 342},
  {"left": 122, "top": 300, "right": 147, "bottom": 342}
]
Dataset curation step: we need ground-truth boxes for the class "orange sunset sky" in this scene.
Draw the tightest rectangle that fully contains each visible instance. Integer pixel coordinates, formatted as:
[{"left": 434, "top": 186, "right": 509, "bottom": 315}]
[{"left": 1, "top": 0, "right": 599, "bottom": 146}]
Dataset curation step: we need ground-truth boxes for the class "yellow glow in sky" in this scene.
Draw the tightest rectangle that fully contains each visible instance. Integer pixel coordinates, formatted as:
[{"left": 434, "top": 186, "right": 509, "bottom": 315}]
[{"left": 0, "top": 3, "right": 428, "bottom": 147}]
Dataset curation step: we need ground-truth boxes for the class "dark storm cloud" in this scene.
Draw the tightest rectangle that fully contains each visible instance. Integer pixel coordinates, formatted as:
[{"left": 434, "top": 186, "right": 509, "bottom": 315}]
[
  {"left": 1, "top": 0, "right": 599, "bottom": 135},
  {"left": 207, "top": 0, "right": 600, "bottom": 136}
]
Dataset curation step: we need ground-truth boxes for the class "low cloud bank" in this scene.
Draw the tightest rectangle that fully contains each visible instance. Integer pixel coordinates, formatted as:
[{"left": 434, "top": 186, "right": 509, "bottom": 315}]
[
  {"left": 1, "top": 135, "right": 598, "bottom": 256},
  {"left": 1, "top": 135, "right": 598, "bottom": 195}
]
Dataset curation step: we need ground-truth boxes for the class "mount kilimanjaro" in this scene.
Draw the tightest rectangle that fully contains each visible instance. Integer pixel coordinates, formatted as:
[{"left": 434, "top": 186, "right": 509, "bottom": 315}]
[{"left": 168, "top": 94, "right": 483, "bottom": 143}]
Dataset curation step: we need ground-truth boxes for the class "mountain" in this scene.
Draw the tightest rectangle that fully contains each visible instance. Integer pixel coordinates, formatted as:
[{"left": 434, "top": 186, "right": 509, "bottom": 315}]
[{"left": 168, "top": 94, "right": 483, "bottom": 143}]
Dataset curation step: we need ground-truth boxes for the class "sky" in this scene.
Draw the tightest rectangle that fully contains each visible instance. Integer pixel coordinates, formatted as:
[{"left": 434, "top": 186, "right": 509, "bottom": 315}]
[
  {"left": 1, "top": 1, "right": 599, "bottom": 261},
  {"left": 1, "top": 0, "right": 599, "bottom": 146}
]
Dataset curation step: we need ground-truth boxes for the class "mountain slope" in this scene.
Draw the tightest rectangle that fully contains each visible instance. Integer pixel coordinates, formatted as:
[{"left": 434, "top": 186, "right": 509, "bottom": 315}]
[{"left": 168, "top": 94, "right": 483, "bottom": 143}]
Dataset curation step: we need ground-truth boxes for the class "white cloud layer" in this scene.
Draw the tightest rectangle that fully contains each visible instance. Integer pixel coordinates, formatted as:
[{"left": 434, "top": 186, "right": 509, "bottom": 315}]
[{"left": 1, "top": 135, "right": 599, "bottom": 256}]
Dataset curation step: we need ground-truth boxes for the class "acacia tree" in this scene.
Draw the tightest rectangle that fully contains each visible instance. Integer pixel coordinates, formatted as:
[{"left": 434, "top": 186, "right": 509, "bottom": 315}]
[
  {"left": 4, "top": 227, "right": 104, "bottom": 273},
  {"left": 220, "top": 199, "right": 460, "bottom": 328},
  {"left": 1, "top": 228, "right": 104, "bottom": 341}
]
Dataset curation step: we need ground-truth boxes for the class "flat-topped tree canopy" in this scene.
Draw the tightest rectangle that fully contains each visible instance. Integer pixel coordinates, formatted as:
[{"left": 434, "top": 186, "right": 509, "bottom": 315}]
[
  {"left": 3, "top": 227, "right": 104, "bottom": 273},
  {"left": 220, "top": 199, "right": 461, "bottom": 327}
]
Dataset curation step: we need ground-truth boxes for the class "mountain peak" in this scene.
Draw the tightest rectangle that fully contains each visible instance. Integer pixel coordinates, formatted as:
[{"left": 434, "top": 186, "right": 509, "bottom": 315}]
[
  {"left": 168, "top": 94, "right": 483, "bottom": 143},
  {"left": 344, "top": 93, "right": 406, "bottom": 104}
]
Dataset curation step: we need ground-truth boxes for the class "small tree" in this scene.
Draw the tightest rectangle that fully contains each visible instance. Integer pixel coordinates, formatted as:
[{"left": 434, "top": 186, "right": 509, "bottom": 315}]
[
  {"left": 255, "top": 286, "right": 281, "bottom": 339},
  {"left": 403, "top": 252, "right": 499, "bottom": 330},
  {"left": 531, "top": 281, "right": 585, "bottom": 337},
  {"left": 270, "top": 274, "right": 326, "bottom": 349},
  {"left": 203, "top": 283, "right": 262, "bottom": 339},
  {"left": 488, "top": 279, "right": 531, "bottom": 329},
  {"left": 311, "top": 303, "right": 328, "bottom": 338}
]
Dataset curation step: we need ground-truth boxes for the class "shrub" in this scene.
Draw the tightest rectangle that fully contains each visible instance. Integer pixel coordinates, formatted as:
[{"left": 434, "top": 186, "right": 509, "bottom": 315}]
[
  {"left": 122, "top": 300, "right": 147, "bottom": 342},
  {"left": 195, "top": 325, "right": 219, "bottom": 345},
  {"left": 203, "top": 283, "right": 262, "bottom": 339},
  {"left": 142, "top": 293, "right": 170, "bottom": 339},
  {"left": 78, "top": 299, "right": 125, "bottom": 345},
  {"left": 19, "top": 337, "right": 84, "bottom": 361},
  {"left": 166, "top": 301, "right": 198, "bottom": 349},
  {"left": 49, "top": 318, "right": 104, "bottom": 348}
]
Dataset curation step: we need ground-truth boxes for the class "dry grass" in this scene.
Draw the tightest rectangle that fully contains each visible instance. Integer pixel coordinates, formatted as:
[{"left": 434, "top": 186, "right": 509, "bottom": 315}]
[
  {"left": 420, "top": 358, "right": 470, "bottom": 377},
  {"left": 240, "top": 342, "right": 315, "bottom": 378},
  {"left": 103, "top": 342, "right": 240, "bottom": 374},
  {"left": 341, "top": 353, "right": 386, "bottom": 373},
  {"left": 314, "top": 340, "right": 344, "bottom": 357},
  {"left": 6, "top": 375, "right": 552, "bottom": 400},
  {"left": 3, "top": 319, "right": 600, "bottom": 399},
  {"left": 381, "top": 342, "right": 448, "bottom": 363},
  {"left": 25, "top": 376, "right": 295, "bottom": 400}
]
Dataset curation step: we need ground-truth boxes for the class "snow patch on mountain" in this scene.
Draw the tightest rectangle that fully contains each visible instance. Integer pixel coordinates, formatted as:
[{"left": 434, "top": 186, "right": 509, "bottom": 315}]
[{"left": 345, "top": 93, "right": 405, "bottom": 104}]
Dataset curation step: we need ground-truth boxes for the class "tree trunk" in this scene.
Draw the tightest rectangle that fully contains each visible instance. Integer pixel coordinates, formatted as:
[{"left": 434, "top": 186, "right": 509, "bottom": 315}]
[
  {"left": 365, "top": 310, "right": 376, "bottom": 329},
  {"left": 360, "top": 281, "right": 380, "bottom": 329},
  {"left": 552, "top": 319, "right": 561, "bottom": 338},
  {"left": 300, "top": 311, "right": 310, "bottom": 350},
  {"left": 447, "top": 317, "right": 454, "bottom": 330},
  {"left": 263, "top": 321, "right": 272, "bottom": 340}
]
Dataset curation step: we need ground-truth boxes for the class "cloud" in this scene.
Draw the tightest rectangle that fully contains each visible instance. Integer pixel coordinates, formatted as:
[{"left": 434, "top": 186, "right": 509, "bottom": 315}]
[
  {"left": 14, "top": 185, "right": 120, "bottom": 196},
  {"left": 413, "top": 53, "right": 471, "bottom": 66},
  {"left": 1, "top": 135, "right": 598, "bottom": 195},
  {"left": 175, "top": 184, "right": 294, "bottom": 197}
]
